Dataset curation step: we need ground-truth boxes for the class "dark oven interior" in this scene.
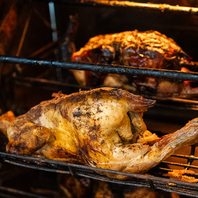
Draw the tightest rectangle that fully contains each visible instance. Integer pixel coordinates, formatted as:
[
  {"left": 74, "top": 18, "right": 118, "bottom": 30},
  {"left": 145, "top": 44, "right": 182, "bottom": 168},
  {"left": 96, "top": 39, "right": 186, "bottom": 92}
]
[{"left": 1, "top": 0, "right": 198, "bottom": 197}]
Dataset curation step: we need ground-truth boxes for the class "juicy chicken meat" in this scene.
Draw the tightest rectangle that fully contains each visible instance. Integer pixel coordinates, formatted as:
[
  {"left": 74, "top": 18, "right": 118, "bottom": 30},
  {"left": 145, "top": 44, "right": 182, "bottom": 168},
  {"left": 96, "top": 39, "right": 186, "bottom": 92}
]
[{"left": 1, "top": 88, "right": 198, "bottom": 179}]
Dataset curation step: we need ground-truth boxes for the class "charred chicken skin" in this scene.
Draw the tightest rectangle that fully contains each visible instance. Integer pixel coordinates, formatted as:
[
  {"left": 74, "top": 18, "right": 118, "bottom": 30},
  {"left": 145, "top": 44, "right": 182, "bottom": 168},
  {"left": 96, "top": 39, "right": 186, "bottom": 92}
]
[
  {"left": 71, "top": 30, "right": 196, "bottom": 98},
  {"left": 72, "top": 30, "right": 190, "bottom": 69},
  {"left": 1, "top": 88, "right": 198, "bottom": 179}
]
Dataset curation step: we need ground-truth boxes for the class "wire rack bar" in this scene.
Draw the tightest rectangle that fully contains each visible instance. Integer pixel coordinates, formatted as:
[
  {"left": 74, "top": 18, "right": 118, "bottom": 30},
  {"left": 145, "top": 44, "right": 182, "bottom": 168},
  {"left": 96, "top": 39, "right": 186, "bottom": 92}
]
[
  {"left": 171, "top": 154, "right": 198, "bottom": 160},
  {"left": 1, "top": 56, "right": 198, "bottom": 81},
  {"left": 162, "top": 161, "right": 198, "bottom": 170},
  {"left": 0, "top": 186, "right": 47, "bottom": 198},
  {"left": 1, "top": 152, "right": 198, "bottom": 197},
  {"left": 13, "top": 76, "right": 83, "bottom": 91},
  {"left": 29, "top": 0, "right": 198, "bottom": 14}
]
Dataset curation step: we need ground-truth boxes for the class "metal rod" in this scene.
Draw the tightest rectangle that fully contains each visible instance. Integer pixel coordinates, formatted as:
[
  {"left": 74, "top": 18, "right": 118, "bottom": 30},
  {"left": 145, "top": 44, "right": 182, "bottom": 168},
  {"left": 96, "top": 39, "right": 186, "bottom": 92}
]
[
  {"left": 1, "top": 56, "right": 198, "bottom": 81},
  {"left": 1, "top": 152, "right": 198, "bottom": 197},
  {"left": 4, "top": 160, "right": 71, "bottom": 174},
  {"left": 30, "top": 41, "right": 57, "bottom": 57},
  {"left": 162, "top": 161, "right": 198, "bottom": 169},
  {"left": 27, "top": 0, "right": 198, "bottom": 14},
  {"left": 186, "top": 145, "right": 196, "bottom": 170},
  {"left": 14, "top": 76, "right": 89, "bottom": 89},
  {"left": 16, "top": 9, "right": 32, "bottom": 57},
  {"left": 48, "top": 2, "right": 58, "bottom": 41},
  {"left": 82, "top": 0, "right": 198, "bottom": 14},
  {"left": 0, "top": 151, "right": 197, "bottom": 186},
  {"left": 33, "top": 7, "right": 52, "bottom": 29},
  {"left": 0, "top": 186, "right": 48, "bottom": 198},
  {"left": 171, "top": 154, "right": 198, "bottom": 161}
]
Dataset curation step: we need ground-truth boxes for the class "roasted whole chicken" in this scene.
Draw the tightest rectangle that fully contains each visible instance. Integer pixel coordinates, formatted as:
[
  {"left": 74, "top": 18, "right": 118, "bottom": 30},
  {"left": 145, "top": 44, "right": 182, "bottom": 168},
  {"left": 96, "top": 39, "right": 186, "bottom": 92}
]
[
  {"left": 1, "top": 88, "right": 198, "bottom": 179},
  {"left": 71, "top": 30, "right": 197, "bottom": 98}
]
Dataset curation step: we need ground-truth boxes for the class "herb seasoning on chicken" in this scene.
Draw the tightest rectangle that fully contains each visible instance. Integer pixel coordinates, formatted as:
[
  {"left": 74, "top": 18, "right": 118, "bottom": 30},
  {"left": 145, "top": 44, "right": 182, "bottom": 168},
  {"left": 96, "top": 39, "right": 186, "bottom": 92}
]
[{"left": 1, "top": 88, "right": 198, "bottom": 179}]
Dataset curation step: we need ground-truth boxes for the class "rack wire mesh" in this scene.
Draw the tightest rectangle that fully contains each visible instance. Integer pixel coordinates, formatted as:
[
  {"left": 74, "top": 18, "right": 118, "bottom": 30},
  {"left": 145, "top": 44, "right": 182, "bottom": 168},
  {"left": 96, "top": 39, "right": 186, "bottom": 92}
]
[{"left": 0, "top": 145, "right": 198, "bottom": 197}]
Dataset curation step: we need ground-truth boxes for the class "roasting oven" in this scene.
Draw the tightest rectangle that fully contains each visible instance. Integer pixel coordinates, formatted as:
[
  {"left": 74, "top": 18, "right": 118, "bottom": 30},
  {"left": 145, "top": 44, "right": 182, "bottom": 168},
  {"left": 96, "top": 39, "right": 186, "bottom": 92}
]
[{"left": 1, "top": 0, "right": 198, "bottom": 197}]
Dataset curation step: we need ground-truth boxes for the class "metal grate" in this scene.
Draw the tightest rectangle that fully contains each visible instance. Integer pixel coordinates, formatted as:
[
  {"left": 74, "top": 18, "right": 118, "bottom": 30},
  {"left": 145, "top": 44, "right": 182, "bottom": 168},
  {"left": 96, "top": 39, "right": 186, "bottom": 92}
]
[{"left": 0, "top": 145, "right": 198, "bottom": 197}]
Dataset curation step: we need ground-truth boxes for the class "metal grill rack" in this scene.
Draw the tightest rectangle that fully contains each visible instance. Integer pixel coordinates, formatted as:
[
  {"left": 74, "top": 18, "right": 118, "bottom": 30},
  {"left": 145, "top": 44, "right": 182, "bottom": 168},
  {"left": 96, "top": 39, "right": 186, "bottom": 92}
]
[
  {"left": 0, "top": 145, "right": 198, "bottom": 197},
  {"left": 1, "top": 54, "right": 198, "bottom": 196},
  {"left": 1, "top": 0, "right": 198, "bottom": 197}
]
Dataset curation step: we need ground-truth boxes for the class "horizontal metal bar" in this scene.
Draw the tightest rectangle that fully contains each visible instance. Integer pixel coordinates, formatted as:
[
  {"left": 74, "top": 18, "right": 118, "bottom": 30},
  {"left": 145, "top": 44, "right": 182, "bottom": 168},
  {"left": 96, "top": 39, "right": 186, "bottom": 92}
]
[
  {"left": 4, "top": 160, "right": 198, "bottom": 197},
  {"left": 2, "top": 151, "right": 198, "bottom": 197},
  {"left": 162, "top": 161, "right": 198, "bottom": 169},
  {"left": 84, "top": 0, "right": 198, "bottom": 14},
  {"left": 0, "top": 152, "right": 152, "bottom": 179},
  {"left": 171, "top": 154, "right": 198, "bottom": 161},
  {"left": 156, "top": 186, "right": 198, "bottom": 198},
  {"left": 3, "top": 160, "right": 70, "bottom": 174},
  {"left": 1, "top": 56, "right": 198, "bottom": 81},
  {"left": 0, "top": 186, "right": 47, "bottom": 198},
  {"left": 14, "top": 76, "right": 86, "bottom": 89},
  {"left": 0, "top": 151, "right": 195, "bottom": 185},
  {"left": 1, "top": 152, "right": 198, "bottom": 186},
  {"left": 30, "top": 0, "right": 198, "bottom": 14}
]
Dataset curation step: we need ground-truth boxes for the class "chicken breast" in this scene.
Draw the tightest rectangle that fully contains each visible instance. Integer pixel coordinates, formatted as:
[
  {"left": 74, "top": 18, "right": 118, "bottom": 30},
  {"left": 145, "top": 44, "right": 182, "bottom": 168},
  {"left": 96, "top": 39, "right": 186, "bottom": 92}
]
[{"left": 1, "top": 87, "right": 198, "bottom": 180}]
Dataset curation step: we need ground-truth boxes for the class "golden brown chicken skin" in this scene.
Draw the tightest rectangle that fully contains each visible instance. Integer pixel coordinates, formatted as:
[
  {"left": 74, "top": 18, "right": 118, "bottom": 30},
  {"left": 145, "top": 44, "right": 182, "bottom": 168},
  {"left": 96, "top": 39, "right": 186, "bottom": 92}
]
[
  {"left": 71, "top": 30, "right": 191, "bottom": 87},
  {"left": 5, "top": 88, "right": 154, "bottom": 166},
  {"left": 2, "top": 87, "right": 198, "bottom": 180}
]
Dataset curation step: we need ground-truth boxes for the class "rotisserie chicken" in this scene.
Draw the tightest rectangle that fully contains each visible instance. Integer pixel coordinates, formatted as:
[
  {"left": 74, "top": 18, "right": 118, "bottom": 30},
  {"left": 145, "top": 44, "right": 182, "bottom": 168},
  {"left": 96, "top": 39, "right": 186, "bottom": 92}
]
[
  {"left": 1, "top": 87, "right": 198, "bottom": 180},
  {"left": 71, "top": 30, "right": 197, "bottom": 98}
]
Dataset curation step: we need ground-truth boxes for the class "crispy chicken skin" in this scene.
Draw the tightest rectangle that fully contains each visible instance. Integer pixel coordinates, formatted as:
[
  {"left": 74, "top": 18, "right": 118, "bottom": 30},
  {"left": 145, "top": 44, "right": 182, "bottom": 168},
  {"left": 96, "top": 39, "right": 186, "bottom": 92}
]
[
  {"left": 71, "top": 30, "right": 198, "bottom": 98},
  {"left": 1, "top": 87, "right": 198, "bottom": 179},
  {"left": 6, "top": 88, "right": 153, "bottom": 164},
  {"left": 71, "top": 30, "right": 191, "bottom": 86}
]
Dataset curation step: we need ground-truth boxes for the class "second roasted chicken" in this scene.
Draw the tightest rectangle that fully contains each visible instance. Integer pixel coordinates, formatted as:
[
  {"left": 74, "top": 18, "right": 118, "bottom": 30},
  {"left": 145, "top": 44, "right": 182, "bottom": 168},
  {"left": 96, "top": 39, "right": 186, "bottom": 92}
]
[
  {"left": 71, "top": 30, "right": 198, "bottom": 98},
  {"left": 1, "top": 87, "right": 198, "bottom": 179}
]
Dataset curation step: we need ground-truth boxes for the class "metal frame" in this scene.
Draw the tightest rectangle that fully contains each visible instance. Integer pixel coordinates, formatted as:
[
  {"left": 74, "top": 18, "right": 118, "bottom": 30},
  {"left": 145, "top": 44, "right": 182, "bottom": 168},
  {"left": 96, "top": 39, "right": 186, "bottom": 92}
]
[{"left": 1, "top": 149, "right": 198, "bottom": 197}]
